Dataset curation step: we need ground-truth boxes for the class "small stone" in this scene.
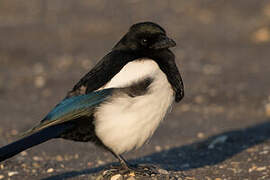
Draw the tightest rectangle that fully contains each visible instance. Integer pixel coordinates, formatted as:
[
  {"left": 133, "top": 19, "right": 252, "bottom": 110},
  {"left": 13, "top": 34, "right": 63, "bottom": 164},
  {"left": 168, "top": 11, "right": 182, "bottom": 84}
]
[
  {"left": 194, "top": 96, "right": 205, "bottom": 104},
  {"left": 253, "top": 28, "right": 270, "bottom": 43},
  {"left": 127, "top": 177, "right": 136, "bottom": 180},
  {"left": 155, "top": 145, "right": 162, "bottom": 152},
  {"left": 208, "top": 135, "right": 228, "bottom": 149},
  {"left": 56, "top": 155, "right": 63, "bottom": 161},
  {"left": 33, "top": 156, "right": 43, "bottom": 161},
  {"left": 256, "top": 166, "right": 267, "bottom": 171},
  {"left": 20, "top": 151, "right": 28, "bottom": 156},
  {"left": 47, "top": 168, "right": 54, "bottom": 173},
  {"left": 32, "top": 162, "right": 40, "bottom": 168},
  {"left": 265, "top": 103, "right": 270, "bottom": 117},
  {"left": 11, "top": 129, "right": 18, "bottom": 135},
  {"left": 129, "top": 172, "right": 135, "bottom": 176},
  {"left": 249, "top": 165, "right": 257, "bottom": 172},
  {"left": 97, "top": 160, "right": 105, "bottom": 165},
  {"left": 34, "top": 76, "right": 46, "bottom": 88},
  {"left": 215, "top": 178, "right": 222, "bottom": 180},
  {"left": 259, "top": 150, "right": 268, "bottom": 155},
  {"left": 32, "top": 169, "right": 37, "bottom": 173},
  {"left": 158, "top": 168, "right": 169, "bottom": 175},
  {"left": 8, "top": 171, "right": 18, "bottom": 176},
  {"left": 0, "top": 164, "right": 4, "bottom": 169},
  {"left": 103, "top": 170, "right": 109, "bottom": 176},
  {"left": 197, "top": 132, "right": 205, "bottom": 139},
  {"left": 87, "top": 162, "right": 93, "bottom": 167},
  {"left": 111, "top": 174, "right": 123, "bottom": 180},
  {"left": 96, "top": 174, "right": 104, "bottom": 180},
  {"left": 0, "top": 175, "right": 4, "bottom": 180}
]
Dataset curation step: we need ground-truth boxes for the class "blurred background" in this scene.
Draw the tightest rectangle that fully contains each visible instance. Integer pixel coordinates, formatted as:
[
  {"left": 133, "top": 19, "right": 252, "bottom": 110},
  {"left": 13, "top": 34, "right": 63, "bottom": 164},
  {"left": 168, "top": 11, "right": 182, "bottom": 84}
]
[{"left": 0, "top": 0, "right": 270, "bottom": 179}]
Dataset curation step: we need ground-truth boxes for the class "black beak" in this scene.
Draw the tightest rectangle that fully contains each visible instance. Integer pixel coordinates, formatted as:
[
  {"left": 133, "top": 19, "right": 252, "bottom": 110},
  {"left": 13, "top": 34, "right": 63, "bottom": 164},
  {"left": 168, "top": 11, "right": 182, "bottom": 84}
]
[{"left": 150, "top": 35, "right": 176, "bottom": 50}]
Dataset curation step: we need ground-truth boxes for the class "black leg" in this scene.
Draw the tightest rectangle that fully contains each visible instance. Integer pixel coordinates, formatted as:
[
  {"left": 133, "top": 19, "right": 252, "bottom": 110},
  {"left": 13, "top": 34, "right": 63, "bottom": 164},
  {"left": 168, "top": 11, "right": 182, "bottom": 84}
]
[
  {"left": 109, "top": 150, "right": 130, "bottom": 170},
  {"left": 115, "top": 154, "right": 130, "bottom": 170},
  {"left": 106, "top": 148, "right": 160, "bottom": 176}
]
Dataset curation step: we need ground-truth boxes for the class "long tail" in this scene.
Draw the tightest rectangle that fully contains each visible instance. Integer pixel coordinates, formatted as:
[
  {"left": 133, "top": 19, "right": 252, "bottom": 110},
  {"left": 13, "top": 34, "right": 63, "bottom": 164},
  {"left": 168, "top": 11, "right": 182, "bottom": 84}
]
[{"left": 0, "top": 123, "right": 74, "bottom": 162}]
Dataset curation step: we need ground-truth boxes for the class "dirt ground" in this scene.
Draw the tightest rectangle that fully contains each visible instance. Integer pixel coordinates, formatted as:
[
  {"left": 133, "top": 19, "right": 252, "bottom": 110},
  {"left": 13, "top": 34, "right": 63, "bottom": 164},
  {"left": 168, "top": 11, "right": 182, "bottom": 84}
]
[{"left": 0, "top": 1, "right": 270, "bottom": 179}]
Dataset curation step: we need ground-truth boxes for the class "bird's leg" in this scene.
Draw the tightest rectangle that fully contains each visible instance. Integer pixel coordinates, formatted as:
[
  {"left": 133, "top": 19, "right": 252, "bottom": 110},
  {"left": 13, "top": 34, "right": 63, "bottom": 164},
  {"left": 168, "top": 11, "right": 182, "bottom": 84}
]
[
  {"left": 109, "top": 151, "right": 130, "bottom": 170},
  {"left": 107, "top": 150, "right": 159, "bottom": 176}
]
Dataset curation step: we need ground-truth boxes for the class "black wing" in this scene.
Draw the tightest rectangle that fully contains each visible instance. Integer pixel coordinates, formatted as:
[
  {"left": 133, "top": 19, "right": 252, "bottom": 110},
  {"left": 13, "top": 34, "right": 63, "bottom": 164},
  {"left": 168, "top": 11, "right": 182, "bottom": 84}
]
[{"left": 66, "top": 50, "right": 138, "bottom": 98}]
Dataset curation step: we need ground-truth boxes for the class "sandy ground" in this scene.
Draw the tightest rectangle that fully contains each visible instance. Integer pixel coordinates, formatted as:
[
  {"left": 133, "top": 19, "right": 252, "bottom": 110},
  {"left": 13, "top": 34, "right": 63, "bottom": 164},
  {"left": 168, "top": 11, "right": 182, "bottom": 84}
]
[{"left": 0, "top": 1, "right": 270, "bottom": 179}]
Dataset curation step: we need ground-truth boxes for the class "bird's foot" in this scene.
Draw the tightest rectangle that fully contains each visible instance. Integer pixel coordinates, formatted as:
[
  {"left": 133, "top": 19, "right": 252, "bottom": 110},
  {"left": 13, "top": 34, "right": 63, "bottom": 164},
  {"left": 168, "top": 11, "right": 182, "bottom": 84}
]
[
  {"left": 105, "top": 163, "right": 159, "bottom": 177},
  {"left": 128, "top": 164, "right": 159, "bottom": 176}
]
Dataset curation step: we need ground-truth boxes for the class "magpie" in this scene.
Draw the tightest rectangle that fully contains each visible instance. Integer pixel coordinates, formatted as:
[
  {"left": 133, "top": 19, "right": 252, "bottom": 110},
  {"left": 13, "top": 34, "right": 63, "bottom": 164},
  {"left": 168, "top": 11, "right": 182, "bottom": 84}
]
[{"left": 0, "top": 22, "right": 184, "bottom": 171}]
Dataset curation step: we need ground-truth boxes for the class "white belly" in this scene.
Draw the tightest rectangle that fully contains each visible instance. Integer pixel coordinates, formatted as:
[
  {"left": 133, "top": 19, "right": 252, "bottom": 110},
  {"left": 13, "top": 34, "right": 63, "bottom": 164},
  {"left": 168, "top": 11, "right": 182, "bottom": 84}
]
[{"left": 94, "top": 59, "right": 174, "bottom": 154}]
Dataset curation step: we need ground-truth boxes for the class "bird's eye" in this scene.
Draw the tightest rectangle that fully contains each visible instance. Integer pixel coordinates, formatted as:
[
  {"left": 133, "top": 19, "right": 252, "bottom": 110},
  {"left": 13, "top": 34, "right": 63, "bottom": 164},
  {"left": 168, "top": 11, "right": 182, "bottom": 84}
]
[{"left": 141, "top": 39, "right": 148, "bottom": 45}]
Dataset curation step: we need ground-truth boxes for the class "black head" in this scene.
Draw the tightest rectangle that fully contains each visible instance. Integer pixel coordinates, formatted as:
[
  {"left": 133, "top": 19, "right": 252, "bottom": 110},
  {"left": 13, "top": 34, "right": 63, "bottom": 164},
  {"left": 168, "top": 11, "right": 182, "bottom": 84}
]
[{"left": 113, "top": 22, "right": 176, "bottom": 51}]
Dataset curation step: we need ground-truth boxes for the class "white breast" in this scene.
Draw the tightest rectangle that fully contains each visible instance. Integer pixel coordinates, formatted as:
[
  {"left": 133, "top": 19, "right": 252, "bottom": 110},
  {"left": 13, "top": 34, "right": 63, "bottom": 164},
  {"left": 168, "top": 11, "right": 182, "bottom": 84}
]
[{"left": 94, "top": 59, "right": 174, "bottom": 154}]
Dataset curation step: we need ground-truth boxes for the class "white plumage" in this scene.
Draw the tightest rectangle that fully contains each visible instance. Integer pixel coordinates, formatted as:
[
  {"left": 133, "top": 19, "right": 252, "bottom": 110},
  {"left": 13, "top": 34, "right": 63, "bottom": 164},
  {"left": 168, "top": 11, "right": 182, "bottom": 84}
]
[{"left": 94, "top": 59, "right": 174, "bottom": 154}]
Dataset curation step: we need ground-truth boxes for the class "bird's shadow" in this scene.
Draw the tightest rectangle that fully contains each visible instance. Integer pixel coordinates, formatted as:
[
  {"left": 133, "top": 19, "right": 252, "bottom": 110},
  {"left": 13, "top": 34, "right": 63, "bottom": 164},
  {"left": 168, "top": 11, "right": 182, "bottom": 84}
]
[{"left": 43, "top": 120, "right": 270, "bottom": 180}]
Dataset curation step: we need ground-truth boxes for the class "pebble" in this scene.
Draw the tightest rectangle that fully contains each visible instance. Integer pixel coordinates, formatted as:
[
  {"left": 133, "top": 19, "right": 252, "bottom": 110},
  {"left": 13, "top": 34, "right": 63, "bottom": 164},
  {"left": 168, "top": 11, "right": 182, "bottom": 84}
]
[
  {"left": 11, "top": 129, "right": 18, "bottom": 135},
  {"left": 74, "top": 154, "right": 79, "bottom": 159},
  {"left": 194, "top": 95, "right": 205, "bottom": 104},
  {"left": 127, "top": 177, "right": 136, "bottom": 180},
  {"left": 265, "top": 103, "right": 270, "bottom": 117},
  {"left": 8, "top": 171, "right": 18, "bottom": 176},
  {"left": 56, "top": 155, "right": 64, "bottom": 161},
  {"left": 0, "top": 175, "right": 4, "bottom": 180},
  {"left": 32, "top": 162, "right": 40, "bottom": 168},
  {"left": 47, "top": 168, "right": 54, "bottom": 173},
  {"left": 256, "top": 166, "right": 267, "bottom": 171},
  {"left": 20, "top": 151, "right": 28, "bottom": 156},
  {"left": 129, "top": 172, "right": 135, "bottom": 177},
  {"left": 197, "top": 132, "right": 205, "bottom": 139},
  {"left": 32, "top": 169, "right": 37, "bottom": 173},
  {"left": 158, "top": 169, "right": 169, "bottom": 175},
  {"left": 111, "top": 174, "right": 123, "bottom": 180},
  {"left": 253, "top": 27, "right": 270, "bottom": 43},
  {"left": 95, "top": 174, "right": 104, "bottom": 180},
  {"left": 103, "top": 170, "right": 109, "bottom": 176},
  {"left": 33, "top": 156, "right": 43, "bottom": 161},
  {"left": 34, "top": 75, "right": 46, "bottom": 88},
  {"left": 97, "top": 160, "right": 105, "bottom": 165},
  {"left": 208, "top": 135, "right": 228, "bottom": 149},
  {"left": 259, "top": 150, "right": 269, "bottom": 155},
  {"left": 155, "top": 145, "right": 162, "bottom": 152}
]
